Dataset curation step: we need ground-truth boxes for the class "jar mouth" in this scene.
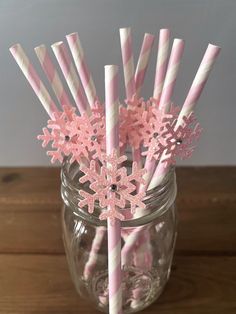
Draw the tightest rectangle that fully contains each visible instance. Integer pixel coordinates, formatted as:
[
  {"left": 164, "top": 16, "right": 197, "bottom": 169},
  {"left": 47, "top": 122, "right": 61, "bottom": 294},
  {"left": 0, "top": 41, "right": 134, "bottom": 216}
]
[{"left": 61, "top": 158, "right": 177, "bottom": 227}]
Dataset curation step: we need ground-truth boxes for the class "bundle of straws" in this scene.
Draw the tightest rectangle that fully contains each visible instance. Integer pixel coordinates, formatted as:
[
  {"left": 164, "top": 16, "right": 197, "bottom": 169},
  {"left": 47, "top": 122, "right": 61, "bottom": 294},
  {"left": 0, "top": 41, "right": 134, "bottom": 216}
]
[{"left": 10, "top": 28, "right": 220, "bottom": 313}]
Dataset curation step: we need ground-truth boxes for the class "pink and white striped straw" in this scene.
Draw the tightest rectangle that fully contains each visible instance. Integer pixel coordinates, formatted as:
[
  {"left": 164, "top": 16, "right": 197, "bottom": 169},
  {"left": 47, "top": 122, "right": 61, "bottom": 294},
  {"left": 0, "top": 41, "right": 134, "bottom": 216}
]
[
  {"left": 66, "top": 32, "right": 98, "bottom": 108},
  {"left": 119, "top": 28, "right": 136, "bottom": 99},
  {"left": 34, "top": 44, "right": 72, "bottom": 109},
  {"left": 105, "top": 65, "right": 122, "bottom": 314},
  {"left": 128, "top": 33, "right": 154, "bottom": 298},
  {"left": 153, "top": 29, "right": 170, "bottom": 104},
  {"left": 9, "top": 44, "right": 58, "bottom": 119},
  {"left": 122, "top": 39, "right": 186, "bottom": 267},
  {"left": 120, "top": 27, "right": 141, "bottom": 168},
  {"left": 83, "top": 226, "right": 106, "bottom": 280},
  {"left": 135, "top": 33, "right": 155, "bottom": 97},
  {"left": 149, "top": 43, "right": 221, "bottom": 189},
  {"left": 123, "top": 45, "right": 221, "bottom": 263},
  {"left": 158, "top": 38, "right": 185, "bottom": 112},
  {"left": 51, "top": 41, "right": 90, "bottom": 115},
  {"left": 140, "top": 38, "right": 185, "bottom": 191},
  {"left": 83, "top": 33, "right": 154, "bottom": 280},
  {"left": 34, "top": 45, "right": 71, "bottom": 106}
]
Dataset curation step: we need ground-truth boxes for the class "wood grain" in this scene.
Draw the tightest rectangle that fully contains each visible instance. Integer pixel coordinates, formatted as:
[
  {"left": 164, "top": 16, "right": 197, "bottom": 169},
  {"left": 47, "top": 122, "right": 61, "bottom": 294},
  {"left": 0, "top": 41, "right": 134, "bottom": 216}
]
[
  {"left": 0, "top": 167, "right": 235, "bottom": 254},
  {"left": 0, "top": 167, "right": 235, "bottom": 313},
  {"left": 0, "top": 254, "right": 235, "bottom": 314}
]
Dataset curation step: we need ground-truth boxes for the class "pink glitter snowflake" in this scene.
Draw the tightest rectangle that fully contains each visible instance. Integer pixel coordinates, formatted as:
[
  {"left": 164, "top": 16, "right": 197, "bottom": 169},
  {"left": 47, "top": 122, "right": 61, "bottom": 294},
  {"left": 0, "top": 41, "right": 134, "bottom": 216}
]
[
  {"left": 119, "top": 94, "right": 145, "bottom": 149},
  {"left": 125, "top": 93, "right": 144, "bottom": 109},
  {"left": 160, "top": 112, "right": 203, "bottom": 166},
  {"left": 37, "top": 107, "right": 75, "bottom": 163},
  {"left": 141, "top": 100, "right": 179, "bottom": 147},
  {"left": 78, "top": 150, "right": 147, "bottom": 224},
  {"left": 38, "top": 105, "right": 106, "bottom": 164},
  {"left": 68, "top": 113, "right": 106, "bottom": 161},
  {"left": 92, "top": 100, "right": 105, "bottom": 120},
  {"left": 121, "top": 97, "right": 180, "bottom": 153},
  {"left": 142, "top": 137, "right": 166, "bottom": 162}
]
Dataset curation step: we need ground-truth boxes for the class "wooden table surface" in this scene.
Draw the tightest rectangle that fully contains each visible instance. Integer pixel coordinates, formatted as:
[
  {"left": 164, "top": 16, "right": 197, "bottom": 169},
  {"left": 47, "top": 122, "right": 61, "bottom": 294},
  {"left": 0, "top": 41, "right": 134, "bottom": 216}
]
[{"left": 0, "top": 167, "right": 235, "bottom": 314}]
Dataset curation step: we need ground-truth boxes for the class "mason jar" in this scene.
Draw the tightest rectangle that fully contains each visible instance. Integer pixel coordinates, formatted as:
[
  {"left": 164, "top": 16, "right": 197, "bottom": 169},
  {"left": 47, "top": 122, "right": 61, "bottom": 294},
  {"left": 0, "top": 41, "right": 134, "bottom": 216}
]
[{"left": 61, "top": 158, "right": 177, "bottom": 313}]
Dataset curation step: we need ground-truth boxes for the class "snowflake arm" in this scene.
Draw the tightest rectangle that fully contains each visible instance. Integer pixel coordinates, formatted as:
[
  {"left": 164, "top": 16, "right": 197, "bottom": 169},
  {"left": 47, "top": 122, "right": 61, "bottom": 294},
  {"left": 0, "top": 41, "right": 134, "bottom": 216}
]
[
  {"left": 79, "top": 160, "right": 102, "bottom": 184},
  {"left": 37, "top": 128, "right": 54, "bottom": 147},
  {"left": 78, "top": 150, "right": 147, "bottom": 224},
  {"left": 160, "top": 112, "right": 202, "bottom": 166}
]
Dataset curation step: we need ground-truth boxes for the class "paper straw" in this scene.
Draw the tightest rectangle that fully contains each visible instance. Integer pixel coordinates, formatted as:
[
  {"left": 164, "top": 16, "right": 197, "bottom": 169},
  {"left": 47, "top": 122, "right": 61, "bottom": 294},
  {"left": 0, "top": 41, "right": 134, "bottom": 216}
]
[
  {"left": 119, "top": 28, "right": 136, "bottom": 99},
  {"left": 149, "top": 43, "right": 221, "bottom": 189},
  {"left": 129, "top": 32, "right": 154, "bottom": 299},
  {"left": 158, "top": 38, "right": 185, "bottom": 112},
  {"left": 122, "top": 43, "right": 220, "bottom": 269},
  {"left": 177, "top": 44, "right": 221, "bottom": 124},
  {"left": 120, "top": 27, "right": 143, "bottom": 167},
  {"left": 34, "top": 44, "right": 72, "bottom": 109},
  {"left": 105, "top": 65, "right": 122, "bottom": 314},
  {"left": 83, "top": 226, "right": 106, "bottom": 280},
  {"left": 119, "top": 32, "right": 155, "bottom": 300},
  {"left": 83, "top": 33, "right": 154, "bottom": 280},
  {"left": 135, "top": 33, "right": 155, "bottom": 97},
  {"left": 66, "top": 32, "right": 98, "bottom": 108},
  {"left": 10, "top": 44, "right": 58, "bottom": 119},
  {"left": 153, "top": 29, "right": 170, "bottom": 104},
  {"left": 122, "top": 37, "right": 185, "bottom": 276},
  {"left": 140, "top": 38, "right": 185, "bottom": 191},
  {"left": 51, "top": 41, "right": 90, "bottom": 115}
]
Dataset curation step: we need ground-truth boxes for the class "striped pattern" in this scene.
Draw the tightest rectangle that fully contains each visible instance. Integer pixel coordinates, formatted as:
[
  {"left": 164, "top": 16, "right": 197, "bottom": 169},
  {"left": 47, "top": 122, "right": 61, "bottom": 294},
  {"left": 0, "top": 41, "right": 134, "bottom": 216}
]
[
  {"left": 159, "top": 38, "right": 185, "bottom": 112},
  {"left": 66, "top": 32, "right": 98, "bottom": 108},
  {"left": 51, "top": 41, "right": 90, "bottom": 115},
  {"left": 122, "top": 32, "right": 155, "bottom": 293},
  {"left": 9, "top": 44, "right": 58, "bottom": 119},
  {"left": 83, "top": 31, "right": 143, "bottom": 274},
  {"left": 122, "top": 43, "right": 220, "bottom": 270},
  {"left": 34, "top": 45, "right": 72, "bottom": 109},
  {"left": 149, "top": 44, "right": 221, "bottom": 190},
  {"left": 120, "top": 28, "right": 145, "bottom": 169},
  {"left": 105, "top": 65, "right": 122, "bottom": 314},
  {"left": 119, "top": 28, "right": 136, "bottom": 99},
  {"left": 139, "top": 38, "right": 185, "bottom": 189},
  {"left": 105, "top": 65, "right": 120, "bottom": 152},
  {"left": 83, "top": 227, "right": 106, "bottom": 280},
  {"left": 135, "top": 33, "right": 154, "bottom": 97},
  {"left": 177, "top": 44, "right": 221, "bottom": 125},
  {"left": 153, "top": 29, "right": 170, "bottom": 104}
]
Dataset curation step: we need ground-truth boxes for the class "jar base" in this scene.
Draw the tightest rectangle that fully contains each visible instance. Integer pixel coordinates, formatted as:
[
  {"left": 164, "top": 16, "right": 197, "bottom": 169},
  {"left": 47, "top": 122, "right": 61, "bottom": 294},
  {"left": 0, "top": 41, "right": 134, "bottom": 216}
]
[{"left": 82, "top": 266, "right": 169, "bottom": 313}]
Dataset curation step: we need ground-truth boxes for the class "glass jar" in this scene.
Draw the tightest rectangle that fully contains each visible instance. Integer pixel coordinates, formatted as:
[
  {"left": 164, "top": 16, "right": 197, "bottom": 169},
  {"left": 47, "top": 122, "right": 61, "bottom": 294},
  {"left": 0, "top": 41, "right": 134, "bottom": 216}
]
[{"left": 61, "top": 159, "right": 177, "bottom": 313}]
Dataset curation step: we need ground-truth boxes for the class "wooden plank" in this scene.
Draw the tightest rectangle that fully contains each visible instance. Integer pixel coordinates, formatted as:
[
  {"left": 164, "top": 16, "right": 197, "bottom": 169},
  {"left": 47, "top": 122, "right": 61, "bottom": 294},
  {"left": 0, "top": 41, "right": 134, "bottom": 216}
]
[
  {"left": 1, "top": 167, "right": 235, "bottom": 211},
  {"left": 0, "top": 167, "right": 235, "bottom": 254},
  {"left": 0, "top": 200, "right": 235, "bottom": 254},
  {"left": 0, "top": 167, "right": 61, "bottom": 211},
  {"left": 176, "top": 167, "right": 236, "bottom": 202},
  {"left": 0, "top": 254, "right": 235, "bottom": 314},
  {"left": 0, "top": 211, "right": 62, "bottom": 254},
  {"left": 176, "top": 201, "right": 236, "bottom": 253}
]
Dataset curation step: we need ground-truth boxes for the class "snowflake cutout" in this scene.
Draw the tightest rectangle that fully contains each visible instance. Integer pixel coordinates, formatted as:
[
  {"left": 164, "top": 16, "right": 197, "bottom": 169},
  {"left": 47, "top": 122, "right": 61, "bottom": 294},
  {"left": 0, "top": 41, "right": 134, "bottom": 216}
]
[
  {"left": 160, "top": 112, "right": 203, "bottom": 167},
  {"left": 37, "top": 107, "right": 75, "bottom": 163},
  {"left": 92, "top": 100, "right": 105, "bottom": 120},
  {"left": 119, "top": 95, "right": 148, "bottom": 149},
  {"left": 141, "top": 100, "right": 179, "bottom": 147},
  {"left": 120, "top": 96, "right": 180, "bottom": 152},
  {"left": 68, "top": 112, "right": 106, "bottom": 161},
  {"left": 142, "top": 137, "right": 166, "bottom": 162},
  {"left": 38, "top": 103, "right": 106, "bottom": 164},
  {"left": 78, "top": 150, "right": 147, "bottom": 225},
  {"left": 125, "top": 93, "right": 144, "bottom": 109}
]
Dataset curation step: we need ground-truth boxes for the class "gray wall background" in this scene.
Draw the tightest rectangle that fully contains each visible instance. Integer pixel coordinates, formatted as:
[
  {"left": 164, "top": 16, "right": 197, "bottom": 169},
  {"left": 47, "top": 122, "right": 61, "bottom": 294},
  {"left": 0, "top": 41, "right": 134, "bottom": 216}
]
[{"left": 1, "top": 0, "right": 235, "bottom": 166}]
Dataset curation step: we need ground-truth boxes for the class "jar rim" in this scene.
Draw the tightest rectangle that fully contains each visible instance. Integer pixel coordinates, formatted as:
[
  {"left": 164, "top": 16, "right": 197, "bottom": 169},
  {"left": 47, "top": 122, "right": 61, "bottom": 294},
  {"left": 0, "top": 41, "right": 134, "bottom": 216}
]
[{"left": 61, "top": 158, "right": 177, "bottom": 227}]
